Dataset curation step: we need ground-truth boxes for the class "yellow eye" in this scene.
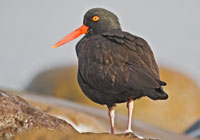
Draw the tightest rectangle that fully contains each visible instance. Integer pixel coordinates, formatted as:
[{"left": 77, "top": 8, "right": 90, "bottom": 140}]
[{"left": 92, "top": 16, "right": 100, "bottom": 22}]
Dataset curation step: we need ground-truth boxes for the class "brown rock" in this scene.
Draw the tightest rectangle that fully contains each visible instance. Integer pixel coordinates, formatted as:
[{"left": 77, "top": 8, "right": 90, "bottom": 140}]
[
  {"left": 0, "top": 89, "right": 77, "bottom": 139},
  {"left": 21, "top": 89, "right": 194, "bottom": 140},
  {"left": 0, "top": 89, "right": 150, "bottom": 140},
  {"left": 14, "top": 128, "right": 150, "bottom": 140},
  {"left": 25, "top": 66, "right": 103, "bottom": 109},
  {"left": 25, "top": 66, "right": 85, "bottom": 102},
  {"left": 27, "top": 98, "right": 106, "bottom": 133}
]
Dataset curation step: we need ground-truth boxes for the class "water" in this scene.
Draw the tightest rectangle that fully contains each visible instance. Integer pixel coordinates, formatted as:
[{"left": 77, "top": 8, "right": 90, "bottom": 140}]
[{"left": 0, "top": 0, "right": 199, "bottom": 90}]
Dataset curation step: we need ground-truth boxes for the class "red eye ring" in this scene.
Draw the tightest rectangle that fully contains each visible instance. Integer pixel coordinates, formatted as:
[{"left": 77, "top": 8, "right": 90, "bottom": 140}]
[{"left": 92, "top": 16, "right": 100, "bottom": 22}]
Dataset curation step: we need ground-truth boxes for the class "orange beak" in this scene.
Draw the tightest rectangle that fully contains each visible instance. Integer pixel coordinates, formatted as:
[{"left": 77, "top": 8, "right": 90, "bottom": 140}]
[{"left": 52, "top": 24, "right": 89, "bottom": 48}]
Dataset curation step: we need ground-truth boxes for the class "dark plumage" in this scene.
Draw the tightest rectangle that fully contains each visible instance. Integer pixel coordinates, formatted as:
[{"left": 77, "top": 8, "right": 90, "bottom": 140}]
[
  {"left": 76, "top": 8, "right": 168, "bottom": 107},
  {"left": 53, "top": 8, "right": 168, "bottom": 135}
]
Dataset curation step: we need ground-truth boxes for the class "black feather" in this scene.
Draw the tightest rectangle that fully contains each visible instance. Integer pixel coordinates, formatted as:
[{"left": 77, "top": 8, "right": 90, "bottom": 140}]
[{"left": 76, "top": 30, "right": 168, "bottom": 106}]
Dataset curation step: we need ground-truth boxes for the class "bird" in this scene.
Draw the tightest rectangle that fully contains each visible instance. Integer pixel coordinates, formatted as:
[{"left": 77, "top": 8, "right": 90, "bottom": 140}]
[{"left": 52, "top": 8, "right": 168, "bottom": 135}]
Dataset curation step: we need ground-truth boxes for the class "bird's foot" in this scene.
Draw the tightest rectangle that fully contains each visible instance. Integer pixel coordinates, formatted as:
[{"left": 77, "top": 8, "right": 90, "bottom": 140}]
[
  {"left": 124, "top": 129, "right": 144, "bottom": 139},
  {"left": 124, "top": 128, "right": 133, "bottom": 133}
]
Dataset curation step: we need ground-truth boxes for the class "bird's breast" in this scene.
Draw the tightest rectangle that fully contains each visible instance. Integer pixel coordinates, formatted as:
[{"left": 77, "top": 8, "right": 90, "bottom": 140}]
[{"left": 76, "top": 35, "right": 131, "bottom": 93}]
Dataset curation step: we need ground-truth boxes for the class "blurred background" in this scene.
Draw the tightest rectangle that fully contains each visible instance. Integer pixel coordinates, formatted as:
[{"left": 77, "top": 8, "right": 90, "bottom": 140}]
[{"left": 0, "top": 0, "right": 200, "bottom": 139}]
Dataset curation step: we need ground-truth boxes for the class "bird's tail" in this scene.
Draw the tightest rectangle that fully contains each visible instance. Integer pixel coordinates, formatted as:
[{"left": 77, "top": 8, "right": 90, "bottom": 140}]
[{"left": 146, "top": 86, "right": 168, "bottom": 100}]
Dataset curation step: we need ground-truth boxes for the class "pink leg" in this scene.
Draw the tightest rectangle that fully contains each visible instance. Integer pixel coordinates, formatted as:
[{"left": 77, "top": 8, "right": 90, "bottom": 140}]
[
  {"left": 125, "top": 99, "right": 134, "bottom": 133},
  {"left": 108, "top": 107, "right": 115, "bottom": 134}
]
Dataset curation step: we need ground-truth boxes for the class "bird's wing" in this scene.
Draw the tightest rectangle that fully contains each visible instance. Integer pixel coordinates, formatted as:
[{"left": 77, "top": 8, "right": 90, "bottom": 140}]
[
  {"left": 103, "top": 30, "right": 166, "bottom": 87},
  {"left": 102, "top": 30, "right": 160, "bottom": 79},
  {"left": 76, "top": 30, "right": 166, "bottom": 94}
]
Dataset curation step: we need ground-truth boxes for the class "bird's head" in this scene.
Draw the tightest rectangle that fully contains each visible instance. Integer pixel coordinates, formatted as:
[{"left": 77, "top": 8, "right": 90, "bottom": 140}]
[
  {"left": 84, "top": 8, "right": 121, "bottom": 35},
  {"left": 52, "top": 8, "right": 121, "bottom": 48}
]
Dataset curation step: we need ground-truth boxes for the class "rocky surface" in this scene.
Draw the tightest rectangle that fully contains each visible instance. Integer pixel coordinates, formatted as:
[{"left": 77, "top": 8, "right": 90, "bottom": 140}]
[
  {"left": 25, "top": 65, "right": 200, "bottom": 133},
  {"left": 14, "top": 129, "right": 145, "bottom": 140},
  {"left": 0, "top": 89, "right": 77, "bottom": 139},
  {"left": 22, "top": 90, "right": 194, "bottom": 140},
  {"left": 0, "top": 88, "right": 194, "bottom": 140},
  {"left": 0, "top": 88, "right": 152, "bottom": 140}
]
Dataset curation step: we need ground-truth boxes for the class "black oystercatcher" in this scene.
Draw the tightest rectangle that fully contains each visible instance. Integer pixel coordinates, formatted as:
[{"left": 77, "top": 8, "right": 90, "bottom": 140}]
[{"left": 52, "top": 8, "right": 168, "bottom": 134}]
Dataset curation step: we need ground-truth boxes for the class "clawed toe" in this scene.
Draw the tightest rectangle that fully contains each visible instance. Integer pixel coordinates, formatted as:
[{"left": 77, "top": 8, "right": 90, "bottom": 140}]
[{"left": 124, "top": 130, "right": 144, "bottom": 139}]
